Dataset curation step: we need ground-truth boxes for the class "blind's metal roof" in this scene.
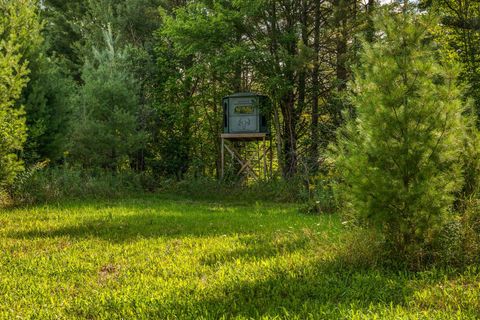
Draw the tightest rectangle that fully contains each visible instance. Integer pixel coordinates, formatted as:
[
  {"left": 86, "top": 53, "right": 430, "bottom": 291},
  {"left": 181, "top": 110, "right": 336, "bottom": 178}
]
[{"left": 223, "top": 92, "right": 267, "bottom": 98}]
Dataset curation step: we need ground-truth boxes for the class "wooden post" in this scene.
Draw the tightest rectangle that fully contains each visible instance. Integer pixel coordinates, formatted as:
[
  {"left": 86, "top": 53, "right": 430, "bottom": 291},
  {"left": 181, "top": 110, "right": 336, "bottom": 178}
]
[
  {"left": 263, "top": 136, "right": 267, "bottom": 179},
  {"left": 269, "top": 134, "right": 273, "bottom": 179},
  {"left": 221, "top": 137, "right": 224, "bottom": 180},
  {"left": 219, "top": 133, "right": 270, "bottom": 182}
]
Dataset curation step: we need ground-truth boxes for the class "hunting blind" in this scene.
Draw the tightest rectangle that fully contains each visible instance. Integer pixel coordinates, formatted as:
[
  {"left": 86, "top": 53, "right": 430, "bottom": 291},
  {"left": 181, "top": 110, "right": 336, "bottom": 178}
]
[
  {"left": 222, "top": 92, "right": 269, "bottom": 134},
  {"left": 220, "top": 93, "right": 273, "bottom": 181}
]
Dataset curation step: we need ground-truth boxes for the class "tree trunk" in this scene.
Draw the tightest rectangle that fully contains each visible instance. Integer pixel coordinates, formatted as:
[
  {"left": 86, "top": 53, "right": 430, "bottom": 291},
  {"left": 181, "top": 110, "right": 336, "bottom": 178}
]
[
  {"left": 310, "top": 0, "right": 321, "bottom": 173},
  {"left": 366, "top": 0, "right": 375, "bottom": 43},
  {"left": 280, "top": 0, "right": 299, "bottom": 179},
  {"left": 334, "top": 0, "right": 349, "bottom": 91},
  {"left": 281, "top": 89, "right": 297, "bottom": 178}
]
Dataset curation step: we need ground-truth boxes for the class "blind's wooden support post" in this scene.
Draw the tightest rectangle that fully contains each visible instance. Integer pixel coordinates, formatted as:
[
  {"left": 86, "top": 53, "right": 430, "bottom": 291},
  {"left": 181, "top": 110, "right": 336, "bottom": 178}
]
[
  {"left": 263, "top": 136, "right": 267, "bottom": 180},
  {"left": 219, "top": 133, "right": 271, "bottom": 182},
  {"left": 269, "top": 135, "right": 273, "bottom": 179},
  {"left": 221, "top": 137, "right": 225, "bottom": 180}
]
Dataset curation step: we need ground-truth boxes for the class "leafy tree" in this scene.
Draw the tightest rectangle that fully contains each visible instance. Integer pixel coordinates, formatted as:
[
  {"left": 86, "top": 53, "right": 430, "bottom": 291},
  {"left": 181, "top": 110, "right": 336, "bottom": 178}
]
[
  {"left": 334, "top": 6, "right": 468, "bottom": 265},
  {"left": 69, "top": 28, "right": 147, "bottom": 171},
  {"left": 0, "top": 0, "right": 42, "bottom": 187},
  {"left": 155, "top": 1, "right": 248, "bottom": 178},
  {"left": 424, "top": 0, "right": 480, "bottom": 121}
]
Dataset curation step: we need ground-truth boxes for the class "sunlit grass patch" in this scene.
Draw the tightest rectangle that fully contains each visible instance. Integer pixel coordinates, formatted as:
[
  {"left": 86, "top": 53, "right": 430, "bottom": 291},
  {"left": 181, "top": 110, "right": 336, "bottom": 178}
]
[{"left": 0, "top": 195, "right": 479, "bottom": 319}]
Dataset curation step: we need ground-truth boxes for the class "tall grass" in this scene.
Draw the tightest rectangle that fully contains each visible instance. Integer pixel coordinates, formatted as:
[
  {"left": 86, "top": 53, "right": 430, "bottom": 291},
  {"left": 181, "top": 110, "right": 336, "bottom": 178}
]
[
  {"left": 8, "top": 167, "right": 155, "bottom": 205},
  {"left": 6, "top": 167, "right": 327, "bottom": 206}
]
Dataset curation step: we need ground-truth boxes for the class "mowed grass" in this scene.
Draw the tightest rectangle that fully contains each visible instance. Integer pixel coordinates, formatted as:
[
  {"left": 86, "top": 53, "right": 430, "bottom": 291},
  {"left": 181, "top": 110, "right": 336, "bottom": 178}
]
[{"left": 1, "top": 195, "right": 480, "bottom": 319}]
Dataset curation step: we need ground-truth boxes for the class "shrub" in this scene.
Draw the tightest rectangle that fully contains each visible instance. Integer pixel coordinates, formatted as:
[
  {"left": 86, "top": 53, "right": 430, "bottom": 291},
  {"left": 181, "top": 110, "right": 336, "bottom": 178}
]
[
  {"left": 299, "top": 173, "right": 337, "bottom": 215},
  {"left": 458, "top": 123, "right": 480, "bottom": 199}
]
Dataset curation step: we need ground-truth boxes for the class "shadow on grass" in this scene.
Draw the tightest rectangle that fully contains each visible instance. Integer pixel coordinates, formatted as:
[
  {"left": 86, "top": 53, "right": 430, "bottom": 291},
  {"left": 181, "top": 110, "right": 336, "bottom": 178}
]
[
  {"left": 172, "top": 264, "right": 412, "bottom": 319},
  {"left": 70, "top": 257, "right": 415, "bottom": 319},
  {"left": 9, "top": 214, "right": 258, "bottom": 241},
  {"left": 199, "top": 235, "right": 312, "bottom": 266},
  {"left": 7, "top": 197, "right": 309, "bottom": 243}
]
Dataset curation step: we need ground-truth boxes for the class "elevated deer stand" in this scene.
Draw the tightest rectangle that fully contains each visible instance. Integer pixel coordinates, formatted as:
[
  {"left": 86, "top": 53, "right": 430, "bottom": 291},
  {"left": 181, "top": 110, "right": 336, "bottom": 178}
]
[{"left": 220, "top": 133, "right": 272, "bottom": 181}]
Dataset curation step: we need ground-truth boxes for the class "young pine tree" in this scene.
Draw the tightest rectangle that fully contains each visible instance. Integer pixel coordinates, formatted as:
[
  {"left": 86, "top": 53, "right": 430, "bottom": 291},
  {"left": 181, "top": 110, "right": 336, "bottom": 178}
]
[
  {"left": 334, "top": 6, "right": 468, "bottom": 265},
  {"left": 69, "top": 28, "right": 147, "bottom": 171}
]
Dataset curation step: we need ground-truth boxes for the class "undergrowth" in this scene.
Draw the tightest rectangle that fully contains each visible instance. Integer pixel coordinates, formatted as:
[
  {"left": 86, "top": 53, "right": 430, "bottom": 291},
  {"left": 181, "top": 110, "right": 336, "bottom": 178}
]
[{"left": 5, "top": 167, "right": 321, "bottom": 206}]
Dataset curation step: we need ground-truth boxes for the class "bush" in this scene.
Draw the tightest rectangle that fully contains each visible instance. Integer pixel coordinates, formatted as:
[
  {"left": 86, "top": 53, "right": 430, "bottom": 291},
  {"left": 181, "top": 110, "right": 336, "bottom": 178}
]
[
  {"left": 434, "top": 217, "right": 464, "bottom": 266},
  {"left": 459, "top": 124, "right": 480, "bottom": 199},
  {"left": 462, "top": 197, "right": 480, "bottom": 263},
  {"left": 459, "top": 197, "right": 480, "bottom": 264},
  {"left": 428, "top": 196, "right": 480, "bottom": 267}
]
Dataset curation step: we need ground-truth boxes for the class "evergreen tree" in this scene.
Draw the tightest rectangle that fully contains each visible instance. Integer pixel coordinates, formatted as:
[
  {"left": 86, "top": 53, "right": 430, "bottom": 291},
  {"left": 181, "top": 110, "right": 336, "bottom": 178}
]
[
  {"left": 334, "top": 5, "right": 468, "bottom": 265},
  {"left": 21, "top": 51, "right": 74, "bottom": 164},
  {"left": 0, "top": 0, "right": 42, "bottom": 187},
  {"left": 69, "top": 28, "right": 147, "bottom": 171}
]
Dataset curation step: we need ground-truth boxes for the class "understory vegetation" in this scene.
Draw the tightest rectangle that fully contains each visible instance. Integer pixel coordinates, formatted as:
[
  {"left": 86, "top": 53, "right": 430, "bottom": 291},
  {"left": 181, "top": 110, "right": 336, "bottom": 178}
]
[
  {"left": 2, "top": 196, "right": 480, "bottom": 319},
  {"left": 7, "top": 167, "right": 315, "bottom": 205}
]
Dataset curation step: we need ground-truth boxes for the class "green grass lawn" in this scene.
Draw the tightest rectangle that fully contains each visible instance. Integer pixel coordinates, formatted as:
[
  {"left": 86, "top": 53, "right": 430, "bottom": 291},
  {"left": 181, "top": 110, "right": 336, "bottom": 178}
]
[{"left": 1, "top": 195, "right": 479, "bottom": 319}]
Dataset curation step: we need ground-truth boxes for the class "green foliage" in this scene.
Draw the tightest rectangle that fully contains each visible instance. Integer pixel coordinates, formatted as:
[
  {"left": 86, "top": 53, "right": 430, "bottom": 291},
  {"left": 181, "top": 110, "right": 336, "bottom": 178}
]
[
  {"left": 42, "top": 0, "right": 162, "bottom": 75},
  {"left": 21, "top": 53, "right": 74, "bottom": 164},
  {"left": 153, "top": 1, "right": 248, "bottom": 178},
  {"left": 0, "top": 0, "right": 42, "bottom": 188},
  {"left": 426, "top": 0, "right": 480, "bottom": 122},
  {"left": 36, "top": 0, "right": 363, "bottom": 180},
  {"left": 69, "top": 28, "right": 147, "bottom": 170},
  {"left": 161, "top": 177, "right": 307, "bottom": 203},
  {"left": 458, "top": 116, "right": 480, "bottom": 197},
  {"left": 9, "top": 169, "right": 314, "bottom": 206},
  {"left": 432, "top": 195, "right": 480, "bottom": 267},
  {"left": 460, "top": 197, "right": 480, "bottom": 263},
  {"left": 334, "top": 7, "right": 468, "bottom": 266},
  {"left": 10, "top": 167, "right": 155, "bottom": 205}
]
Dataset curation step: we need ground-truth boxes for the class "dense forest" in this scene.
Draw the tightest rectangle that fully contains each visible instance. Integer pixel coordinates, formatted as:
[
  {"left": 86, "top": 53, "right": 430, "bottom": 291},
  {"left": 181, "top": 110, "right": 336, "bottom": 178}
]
[
  {"left": 1, "top": 0, "right": 479, "bottom": 179},
  {"left": 2, "top": 0, "right": 480, "bottom": 267}
]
